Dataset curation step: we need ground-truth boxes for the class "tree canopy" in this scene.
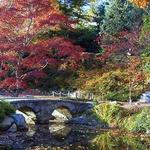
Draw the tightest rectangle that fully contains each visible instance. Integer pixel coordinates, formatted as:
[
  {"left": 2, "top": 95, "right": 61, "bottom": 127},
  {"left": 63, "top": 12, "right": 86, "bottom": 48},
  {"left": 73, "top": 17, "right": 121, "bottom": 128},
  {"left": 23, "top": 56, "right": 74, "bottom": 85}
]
[
  {"left": 0, "top": 0, "right": 150, "bottom": 100},
  {"left": 100, "top": 0, "right": 143, "bottom": 35},
  {"left": 0, "top": 0, "right": 83, "bottom": 94}
]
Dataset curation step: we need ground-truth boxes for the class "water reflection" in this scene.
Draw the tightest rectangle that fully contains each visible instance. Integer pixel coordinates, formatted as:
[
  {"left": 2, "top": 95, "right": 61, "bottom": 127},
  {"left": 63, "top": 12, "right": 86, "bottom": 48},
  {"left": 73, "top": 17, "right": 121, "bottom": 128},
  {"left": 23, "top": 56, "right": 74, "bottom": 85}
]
[
  {"left": 89, "top": 132, "right": 150, "bottom": 150},
  {"left": 0, "top": 124, "right": 149, "bottom": 150},
  {"left": 49, "top": 124, "right": 71, "bottom": 140}
]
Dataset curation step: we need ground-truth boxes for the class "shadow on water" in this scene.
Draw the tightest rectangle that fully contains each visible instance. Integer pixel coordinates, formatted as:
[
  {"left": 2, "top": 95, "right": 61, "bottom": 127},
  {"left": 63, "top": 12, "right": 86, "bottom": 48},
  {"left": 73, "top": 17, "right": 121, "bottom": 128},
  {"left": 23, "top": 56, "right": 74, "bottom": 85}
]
[{"left": 0, "top": 124, "right": 149, "bottom": 150}]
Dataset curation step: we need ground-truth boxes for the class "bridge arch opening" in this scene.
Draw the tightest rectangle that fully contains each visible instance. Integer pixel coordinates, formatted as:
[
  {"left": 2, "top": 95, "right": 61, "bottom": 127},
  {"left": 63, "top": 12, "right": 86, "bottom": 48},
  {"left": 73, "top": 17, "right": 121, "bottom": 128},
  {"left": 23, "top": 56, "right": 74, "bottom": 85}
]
[
  {"left": 50, "top": 106, "right": 73, "bottom": 123},
  {"left": 17, "top": 106, "right": 37, "bottom": 125}
]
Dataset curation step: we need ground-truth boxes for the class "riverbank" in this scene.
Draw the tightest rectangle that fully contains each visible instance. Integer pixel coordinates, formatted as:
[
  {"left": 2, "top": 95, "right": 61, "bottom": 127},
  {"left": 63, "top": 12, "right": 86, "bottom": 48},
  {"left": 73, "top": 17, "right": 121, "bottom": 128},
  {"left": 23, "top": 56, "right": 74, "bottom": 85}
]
[{"left": 91, "top": 102, "right": 150, "bottom": 134}]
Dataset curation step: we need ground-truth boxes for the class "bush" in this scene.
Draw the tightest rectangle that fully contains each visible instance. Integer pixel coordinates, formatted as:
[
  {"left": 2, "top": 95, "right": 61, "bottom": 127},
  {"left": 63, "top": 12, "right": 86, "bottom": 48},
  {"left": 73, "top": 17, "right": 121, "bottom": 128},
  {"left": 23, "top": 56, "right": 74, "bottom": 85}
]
[
  {"left": 122, "top": 107, "right": 150, "bottom": 133},
  {"left": 0, "top": 105, "right": 5, "bottom": 122},
  {"left": 93, "top": 103, "right": 150, "bottom": 133},
  {"left": 93, "top": 103, "right": 124, "bottom": 125},
  {"left": 0, "top": 100, "right": 15, "bottom": 122}
]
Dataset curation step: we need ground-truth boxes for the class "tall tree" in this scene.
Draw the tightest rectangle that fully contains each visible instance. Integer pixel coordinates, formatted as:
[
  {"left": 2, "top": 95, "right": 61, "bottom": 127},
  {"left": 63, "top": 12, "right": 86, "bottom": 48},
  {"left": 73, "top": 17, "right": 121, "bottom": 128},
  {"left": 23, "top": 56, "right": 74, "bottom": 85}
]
[
  {"left": 0, "top": 0, "right": 83, "bottom": 95},
  {"left": 100, "top": 0, "right": 143, "bottom": 35}
]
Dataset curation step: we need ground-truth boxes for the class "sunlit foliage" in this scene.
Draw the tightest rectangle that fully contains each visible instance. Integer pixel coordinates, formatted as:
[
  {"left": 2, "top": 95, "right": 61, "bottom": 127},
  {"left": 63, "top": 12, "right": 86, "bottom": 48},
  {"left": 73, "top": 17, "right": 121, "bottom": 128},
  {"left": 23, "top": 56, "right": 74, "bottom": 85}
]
[{"left": 129, "top": 0, "right": 150, "bottom": 8}]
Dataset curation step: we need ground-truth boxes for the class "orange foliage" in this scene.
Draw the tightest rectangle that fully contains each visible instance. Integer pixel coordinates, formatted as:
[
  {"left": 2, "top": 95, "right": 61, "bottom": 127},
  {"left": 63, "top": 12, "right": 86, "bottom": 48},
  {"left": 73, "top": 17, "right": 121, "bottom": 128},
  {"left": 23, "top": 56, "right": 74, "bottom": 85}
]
[{"left": 128, "top": 0, "right": 150, "bottom": 8}]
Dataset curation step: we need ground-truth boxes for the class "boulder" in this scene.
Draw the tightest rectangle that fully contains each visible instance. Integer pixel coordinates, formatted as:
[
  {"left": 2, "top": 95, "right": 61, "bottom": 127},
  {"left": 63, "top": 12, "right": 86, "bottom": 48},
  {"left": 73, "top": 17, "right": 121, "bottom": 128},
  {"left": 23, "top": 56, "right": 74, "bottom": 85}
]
[
  {"left": 10, "top": 114, "right": 27, "bottom": 130},
  {"left": 0, "top": 117, "right": 14, "bottom": 131},
  {"left": 7, "top": 123, "right": 17, "bottom": 132},
  {"left": 16, "top": 110, "right": 35, "bottom": 125},
  {"left": 52, "top": 110, "right": 68, "bottom": 122}
]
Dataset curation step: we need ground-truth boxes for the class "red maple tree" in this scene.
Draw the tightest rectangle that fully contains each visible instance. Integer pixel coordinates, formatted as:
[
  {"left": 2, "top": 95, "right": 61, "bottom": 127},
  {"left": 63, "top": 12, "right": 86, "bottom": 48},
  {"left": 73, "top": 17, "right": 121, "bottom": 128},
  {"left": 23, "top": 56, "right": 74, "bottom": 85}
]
[
  {"left": 96, "top": 30, "right": 141, "bottom": 62},
  {"left": 0, "top": 0, "right": 83, "bottom": 95}
]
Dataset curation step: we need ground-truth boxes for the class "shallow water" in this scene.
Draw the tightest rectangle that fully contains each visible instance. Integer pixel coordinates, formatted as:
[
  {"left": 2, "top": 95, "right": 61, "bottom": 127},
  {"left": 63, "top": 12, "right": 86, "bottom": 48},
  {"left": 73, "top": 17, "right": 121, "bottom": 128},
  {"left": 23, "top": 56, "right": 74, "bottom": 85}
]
[{"left": 0, "top": 124, "right": 149, "bottom": 150}]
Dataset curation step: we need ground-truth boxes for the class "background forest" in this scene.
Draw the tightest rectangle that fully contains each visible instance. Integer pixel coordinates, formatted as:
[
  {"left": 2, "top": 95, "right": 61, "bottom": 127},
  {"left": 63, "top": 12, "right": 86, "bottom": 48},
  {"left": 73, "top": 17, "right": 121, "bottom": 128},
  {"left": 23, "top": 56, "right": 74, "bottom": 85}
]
[{"left": 0, "top": 0, "right": 150, "bottom": 102}]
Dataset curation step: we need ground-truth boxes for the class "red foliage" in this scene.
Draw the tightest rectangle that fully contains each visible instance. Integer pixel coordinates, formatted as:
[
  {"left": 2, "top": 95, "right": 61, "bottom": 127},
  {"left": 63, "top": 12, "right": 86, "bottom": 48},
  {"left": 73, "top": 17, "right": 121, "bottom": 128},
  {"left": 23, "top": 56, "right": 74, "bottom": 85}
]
[
  {"left": 0, "top": 77, "right": 27, "bottom": 89},
  {"left": 0, "top": 0, "right": 83, "bottom": 92},
  {"left": 97, "top": 30, "right": 140, "bottom": 62}
]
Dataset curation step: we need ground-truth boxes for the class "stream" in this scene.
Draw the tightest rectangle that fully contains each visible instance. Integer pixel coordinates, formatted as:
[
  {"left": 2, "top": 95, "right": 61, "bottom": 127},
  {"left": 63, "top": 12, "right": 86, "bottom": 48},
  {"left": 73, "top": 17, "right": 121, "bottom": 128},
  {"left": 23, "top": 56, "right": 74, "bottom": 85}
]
[{"left": 0, "top": 124, "right": 149, "bottom": 150}]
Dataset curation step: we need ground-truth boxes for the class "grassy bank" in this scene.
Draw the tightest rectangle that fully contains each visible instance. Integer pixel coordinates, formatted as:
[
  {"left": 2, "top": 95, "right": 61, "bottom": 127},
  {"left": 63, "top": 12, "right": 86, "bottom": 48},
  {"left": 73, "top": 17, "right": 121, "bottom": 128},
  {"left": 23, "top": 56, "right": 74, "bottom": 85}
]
[
  {"left": 92, "top": 103, "right": 150, "bottom": 134},
  {"left": 0, "top": 101, "right": 15, "bottom": 122}
]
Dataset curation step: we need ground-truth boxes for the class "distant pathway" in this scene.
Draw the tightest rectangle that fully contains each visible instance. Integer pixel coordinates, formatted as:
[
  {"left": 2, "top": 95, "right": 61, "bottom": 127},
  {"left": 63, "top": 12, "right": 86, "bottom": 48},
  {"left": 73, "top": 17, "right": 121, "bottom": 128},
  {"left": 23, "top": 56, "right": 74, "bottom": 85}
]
[{"left": 121, "top": 102, "right": 150, "bottom": 110}]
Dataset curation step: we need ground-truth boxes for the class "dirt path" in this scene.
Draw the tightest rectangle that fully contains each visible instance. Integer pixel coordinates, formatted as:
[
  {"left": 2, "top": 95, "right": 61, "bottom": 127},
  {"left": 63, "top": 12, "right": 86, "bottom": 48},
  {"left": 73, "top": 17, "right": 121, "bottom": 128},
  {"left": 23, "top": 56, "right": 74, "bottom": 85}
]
[{"left": 120, "top": 102, "right": 150, "bottom": 110}]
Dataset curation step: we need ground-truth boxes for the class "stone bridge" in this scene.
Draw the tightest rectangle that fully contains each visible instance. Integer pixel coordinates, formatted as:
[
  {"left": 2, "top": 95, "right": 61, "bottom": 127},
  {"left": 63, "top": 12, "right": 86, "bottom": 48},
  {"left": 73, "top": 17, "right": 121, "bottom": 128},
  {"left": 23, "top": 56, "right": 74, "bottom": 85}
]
[{"left": 7, "top": 99, "right": 94, "bottom": 124}]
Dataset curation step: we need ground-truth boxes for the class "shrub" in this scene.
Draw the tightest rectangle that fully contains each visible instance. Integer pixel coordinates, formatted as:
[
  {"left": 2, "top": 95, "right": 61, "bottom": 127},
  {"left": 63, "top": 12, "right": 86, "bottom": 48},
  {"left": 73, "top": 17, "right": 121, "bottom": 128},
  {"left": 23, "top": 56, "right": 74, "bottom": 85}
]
[
  {"left": 93, "top": 103, "right": 150, "bottom": 133},
  {"left": 0, "top": 105, "right": 5, "bottom": 122},
  {"left": 93, "top": 103, "right": 124, "bottom": 125},
  {"left": 0, "top": 100, "right": 15, "bottom": 122},
  {"left": 122, "top": 107, "right": 150, "bottom": 133}
]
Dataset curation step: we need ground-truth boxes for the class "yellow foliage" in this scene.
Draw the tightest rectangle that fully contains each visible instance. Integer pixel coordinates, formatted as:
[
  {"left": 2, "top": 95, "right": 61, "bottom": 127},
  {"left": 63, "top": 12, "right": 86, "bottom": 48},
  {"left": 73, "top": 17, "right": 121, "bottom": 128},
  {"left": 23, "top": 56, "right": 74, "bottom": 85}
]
[{"left": 76, "top": 68, "right": 144, "bottom": 101}]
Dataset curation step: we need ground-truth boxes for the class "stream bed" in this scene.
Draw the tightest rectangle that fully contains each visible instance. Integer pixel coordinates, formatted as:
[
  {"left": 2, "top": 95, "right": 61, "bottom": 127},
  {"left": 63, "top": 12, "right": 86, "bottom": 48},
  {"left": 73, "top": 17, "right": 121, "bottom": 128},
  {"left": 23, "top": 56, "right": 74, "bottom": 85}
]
[{"left": 0, "top": 124, "right": 149, "bottom": 150}]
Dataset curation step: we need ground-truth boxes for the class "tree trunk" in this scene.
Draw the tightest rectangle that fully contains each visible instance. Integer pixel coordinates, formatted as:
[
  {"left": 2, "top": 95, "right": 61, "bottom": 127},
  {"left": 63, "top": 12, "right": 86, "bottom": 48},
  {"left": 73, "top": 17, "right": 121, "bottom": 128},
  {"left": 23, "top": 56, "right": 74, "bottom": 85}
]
[{"left": 129, "top": 78, "right": 132, "bottom": 104}]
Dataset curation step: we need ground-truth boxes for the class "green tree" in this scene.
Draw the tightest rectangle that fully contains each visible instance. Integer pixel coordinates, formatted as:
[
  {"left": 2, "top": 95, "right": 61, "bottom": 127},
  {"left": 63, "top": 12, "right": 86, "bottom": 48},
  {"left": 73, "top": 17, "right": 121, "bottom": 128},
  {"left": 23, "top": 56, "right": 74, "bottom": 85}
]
[
  {"left": 140, "top": 15, "right": 150, "bottom": 81},
  {"left": 101, "top": 0, "right": 143, "bottom": 35},
  {"left": 140, "top": 15, "right": 150, "bottom": 48}
]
